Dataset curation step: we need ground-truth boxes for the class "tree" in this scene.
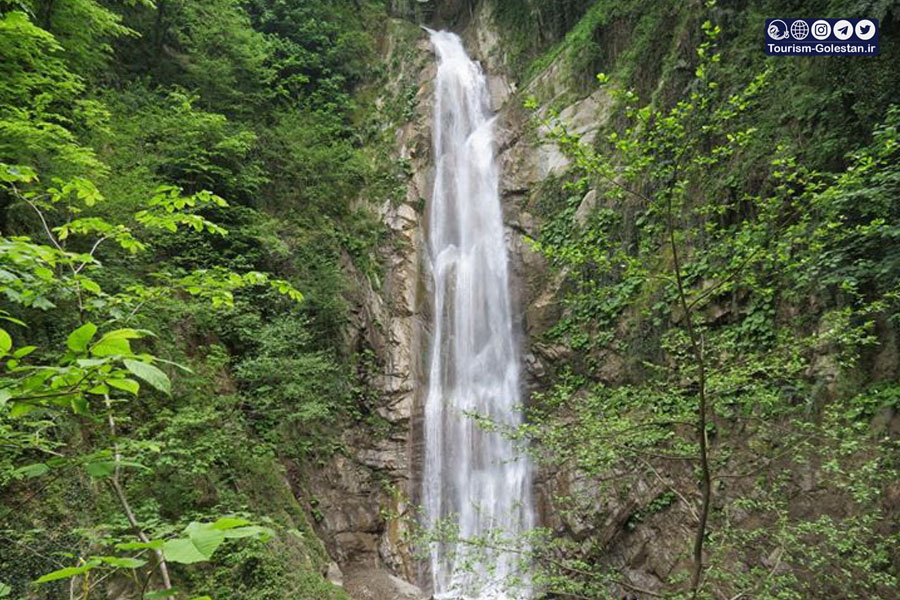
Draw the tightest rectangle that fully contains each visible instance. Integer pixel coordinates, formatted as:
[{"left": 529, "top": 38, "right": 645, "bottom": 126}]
[
  {"left": 0, "top": 162, "right": 302, "bottom": 596},
  {"left": 518, "top": 8, "right": 900, "bottom": 599}
]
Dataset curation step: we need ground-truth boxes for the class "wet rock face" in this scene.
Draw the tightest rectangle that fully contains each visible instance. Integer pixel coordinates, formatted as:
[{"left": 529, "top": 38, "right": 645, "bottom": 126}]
[
  {"left": 296, "top": 5, "right": 627, "bottom": 595},
  {"left": 299, "top": 21, "right": 434, "bottom": 587},
  {"left": 388, "top": 0, "right": 473, "bottom": 29},
  {"left": 343, "top": 566, "right": 426, "bottom": 600}
]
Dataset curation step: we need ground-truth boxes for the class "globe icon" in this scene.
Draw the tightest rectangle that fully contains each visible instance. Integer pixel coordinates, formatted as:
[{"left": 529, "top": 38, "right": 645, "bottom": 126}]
[{"left": 790, "top": 20, "right": 809, "bottom": 40}]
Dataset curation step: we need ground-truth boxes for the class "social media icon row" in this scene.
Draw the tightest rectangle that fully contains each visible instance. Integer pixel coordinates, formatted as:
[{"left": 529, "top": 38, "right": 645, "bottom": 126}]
[
  {"left": 829, "top": 19, "right": 877, "bottom": 40},
  {"left": 767, "top": 19, "right": 876, "bottom": 41}
]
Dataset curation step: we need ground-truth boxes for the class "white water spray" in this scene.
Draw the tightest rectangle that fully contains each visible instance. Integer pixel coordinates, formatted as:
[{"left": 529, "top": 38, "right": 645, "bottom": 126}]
[{"left": 422, "top": 30, "right": 534, "bottom": 600}]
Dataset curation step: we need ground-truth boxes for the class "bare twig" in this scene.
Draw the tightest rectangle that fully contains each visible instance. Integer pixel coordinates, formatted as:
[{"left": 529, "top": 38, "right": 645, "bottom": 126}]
[
  {"left": 104, "top": 395, "right": 173, "bottom": 600},
  {"left": 666, "top": 191, "right": 712, "bottom": 598},
  {"left": 636, "top": 456, "right": 700, "bottom": 523}
]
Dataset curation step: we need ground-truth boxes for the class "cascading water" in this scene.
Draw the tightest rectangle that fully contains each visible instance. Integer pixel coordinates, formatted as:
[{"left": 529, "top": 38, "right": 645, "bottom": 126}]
[{"left": 422, "top": 30, "right": 534, "bottom": 600}]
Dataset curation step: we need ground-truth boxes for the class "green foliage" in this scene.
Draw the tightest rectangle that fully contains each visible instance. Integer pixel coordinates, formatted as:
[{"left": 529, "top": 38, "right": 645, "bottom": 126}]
[
  {"left": 0, "top": 11, "right": 103, "bottom": 177},
  {"left": 24, "top": 0, "right": 135, "bottom": 75},
  {"left": 1, "top": 2, "right": 393, "bottom": 598},
  {"left": 520, "top": 6, "right": 900, "bottom": 598},
  {"left": 233, "top": 315, "right": 348, "bottom": 454},
  {"left": 247, "top": 0, "right": 376, "bottom": 111}
]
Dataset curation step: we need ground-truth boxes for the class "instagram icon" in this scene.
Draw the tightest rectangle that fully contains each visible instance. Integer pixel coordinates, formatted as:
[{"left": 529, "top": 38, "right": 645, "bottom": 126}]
[{"left": 811, "top": 19, "right": 831, "bottom": 39}]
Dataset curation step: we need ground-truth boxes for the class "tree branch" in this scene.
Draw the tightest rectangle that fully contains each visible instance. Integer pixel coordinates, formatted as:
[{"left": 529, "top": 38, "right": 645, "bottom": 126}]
[{"left": 104, "top": 395, "right": 173, "bottom": 600}]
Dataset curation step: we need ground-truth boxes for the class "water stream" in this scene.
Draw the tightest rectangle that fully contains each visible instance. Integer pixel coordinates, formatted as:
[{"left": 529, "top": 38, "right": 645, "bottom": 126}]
[{"left": 421, "top": 29, "right": 534, "bottom": 600}]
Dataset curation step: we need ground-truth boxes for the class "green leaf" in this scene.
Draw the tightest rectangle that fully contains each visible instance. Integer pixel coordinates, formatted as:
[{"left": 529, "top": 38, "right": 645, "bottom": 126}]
[
  {"left": 161, "top": 538, "right": 208, "bottom": 565},
  {"left": 99, "top": 556, "right": 146, "bottom": 568},
  {"left": 108, "top": 378, "right": 140, "bottom": 395},
  {"left": 33, "top": 266, "right": 54, "bottom": 280},
  {"left": 223, "top": 526, "right": 272, "bottom": 540},
  {"left": 90, "top": 336, "right": 131, "bottom": 357},
  {"left": 67, "top": 323, "right": 97, "bottom": 353},
  {"left": 145, "top": 589, "right": 180, "bottom": 599},
  {"left": 10, "top": 402, "right": 35, "bottom": 418},
  {"left": 13, "top": 345, "right": 36, "bottom": 358},
  {"left": 116, "top": 540, "right": 164, "bottom": 551},
  {"left": 211, "top": 517, "right": 251, "bottom": 530},
  {"left": 70, "top": 395, "right": 90, "bottom": 414},
  {"left": 35, "top": 563, "right": 96, "bottom": 583},
  {"left": 102, "top": 329, "right": 147, "bottom": 341},
  {"left": 84, "top": 461, "right": 115, "bottom": 478},
  {"left": 14, "top": 462, "right": 49, "bottom": 478},
  {"left": 186, "top": 522, "right": 225, "bottom": 558},
  {"left": 85, "top": 459, "right": 146, "bottom": 478},
  {"left": 0, "top": 328, "right": 11, "bottom": 354},
  {"left": 124, "top": 359, "right": 170, "bottom": 394},
  {"left": 77, "top": 358, "right": 109, "bottom": 367},
  {"left": 80, "top": 278, "right": 101, "bottom": 294}
]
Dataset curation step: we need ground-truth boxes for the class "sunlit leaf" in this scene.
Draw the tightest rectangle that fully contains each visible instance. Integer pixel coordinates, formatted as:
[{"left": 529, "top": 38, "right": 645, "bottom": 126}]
[
  {"left": 124, "top": 359, "right": 170, "bottom": 394},
  {"left": 67, "top": 322, "right": 97, "bottom": 353},
  {"left": 90, "top": 336, "right": 131, "bottom": 357},
  {"left": 0, "top": 328, "right": 11, "bottom": 354},
  {"left": 161, "top": 538, "right": 208, "bottom": 564},
  {"left": 108, "top": 378, "right": 140, "bottom": 395}
]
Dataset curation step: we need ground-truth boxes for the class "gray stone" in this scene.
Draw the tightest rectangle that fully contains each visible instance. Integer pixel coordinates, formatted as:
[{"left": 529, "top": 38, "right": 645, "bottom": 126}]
[
  {"left": 327, "top": 562, "right": 344, "bottom": 587},
  {"left": 575, "top": 189, "right": 597, "bottom": 226}
]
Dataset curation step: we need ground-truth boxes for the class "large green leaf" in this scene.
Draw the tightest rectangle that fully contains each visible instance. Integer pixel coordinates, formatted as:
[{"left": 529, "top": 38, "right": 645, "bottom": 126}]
[
  {"left": 102, "top": 329, "right": 148, "bottom": 341},
  {"left": 0, "top": 328, "right": 11, "bottom": 354},
  {"left": 108, "top": 377, "right": 140, "bottom": 395},
  {"left": 84, "top": 461, "right": 115, "bottom": 478},
  {"left": 162, "top": 521, "right": 235, "bottom": 564},
  {"left": 66, "top": 322, "right": 97, "bottom": 352},
  {"left": 186, "top": 522, "right": 225, "bottom": 558},
  {"left": 91, "top": 336, "right": 131, "bottom": 357},
  {"left": 161, "top": 538, "right": 208, "bottom": 565},
  {"left": 12, "top": 345, "right": 36, "bottom": 358},
  {"left": 35, "top": 560, "right": 99, "bottom": 583},
  {"left": 9, "top": 402, "right": 35, "bottom": 418},
  {"left": 35, "top": 566, "right": 89, "bottom": 583},
  {"left": 85, "top": 459, "right": 146, "bottom": 478},
  {"left": 124, "top": 359, "right": 170, "bottom": 394}
]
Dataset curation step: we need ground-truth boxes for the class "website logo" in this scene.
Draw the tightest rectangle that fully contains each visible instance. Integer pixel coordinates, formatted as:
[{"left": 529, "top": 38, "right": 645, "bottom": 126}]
[
  {"left": 767, "top": 20, "right": 789, "bottom": 40},
  {"left": 765, "top": 18, "right": 879, "bottom": 55}
]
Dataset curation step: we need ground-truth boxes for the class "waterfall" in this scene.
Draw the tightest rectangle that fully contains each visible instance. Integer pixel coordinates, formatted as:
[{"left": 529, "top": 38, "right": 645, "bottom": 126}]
[{"left": 422, "top": 30, "right": 534, "bottom": 600}]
